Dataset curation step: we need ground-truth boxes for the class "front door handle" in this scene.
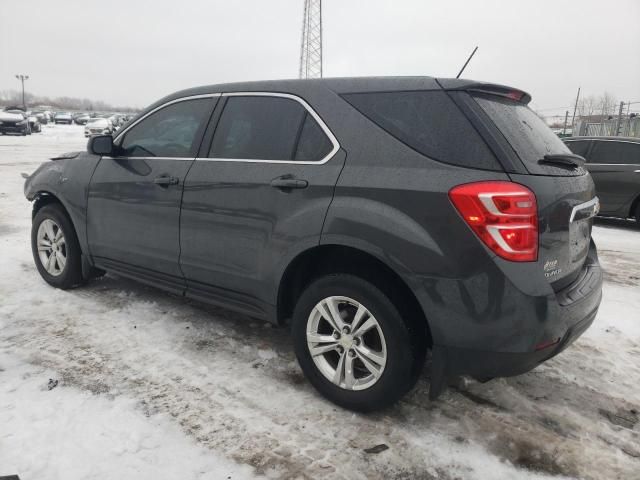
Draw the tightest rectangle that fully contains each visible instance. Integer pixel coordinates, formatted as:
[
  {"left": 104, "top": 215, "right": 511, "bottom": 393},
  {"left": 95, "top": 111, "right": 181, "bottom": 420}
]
[
  {"left": 270, "top": 175, "right": 308, "bottom": 190},
  {"left": 154, "top": 174, "right": 179, "bottom": 187}
]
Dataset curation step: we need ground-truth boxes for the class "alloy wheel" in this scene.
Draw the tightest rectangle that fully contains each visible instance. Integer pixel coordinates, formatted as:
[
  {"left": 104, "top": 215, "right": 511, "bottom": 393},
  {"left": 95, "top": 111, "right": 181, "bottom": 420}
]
[
  {"left": 306, "top": 296, "right": 387, "bottom": 391},
  {"left": 36, "top": 219, "right": 67, "bottom": 276}
]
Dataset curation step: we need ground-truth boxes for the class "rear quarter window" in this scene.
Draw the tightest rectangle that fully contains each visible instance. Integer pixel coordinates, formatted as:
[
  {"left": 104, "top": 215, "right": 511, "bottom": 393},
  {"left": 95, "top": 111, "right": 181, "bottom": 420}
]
[{"left": 341, "top": 90, "right": 501, "bottom": 171}]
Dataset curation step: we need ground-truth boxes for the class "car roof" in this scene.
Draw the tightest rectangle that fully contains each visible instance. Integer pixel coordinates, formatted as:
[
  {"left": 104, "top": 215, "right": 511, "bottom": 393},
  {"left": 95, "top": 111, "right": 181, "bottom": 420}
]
[
  {"left": 146, "top": 76, "right": 528, "bottom": 110},
  {"left": 564, "top": 136, "right": 640, "bottom": 144}
]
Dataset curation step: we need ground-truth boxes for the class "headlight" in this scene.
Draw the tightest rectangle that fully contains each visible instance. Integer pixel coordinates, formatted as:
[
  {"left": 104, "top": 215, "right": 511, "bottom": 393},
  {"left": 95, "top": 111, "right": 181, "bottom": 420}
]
[{"left": 17, "top": 120, "right": 27, "bottom": 125}]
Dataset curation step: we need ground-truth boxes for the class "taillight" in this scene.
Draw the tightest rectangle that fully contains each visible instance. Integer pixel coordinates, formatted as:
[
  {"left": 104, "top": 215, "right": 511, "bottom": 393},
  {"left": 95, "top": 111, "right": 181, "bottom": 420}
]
[{"left": 449, "top": 181, "right": 538, "bottom": 262}]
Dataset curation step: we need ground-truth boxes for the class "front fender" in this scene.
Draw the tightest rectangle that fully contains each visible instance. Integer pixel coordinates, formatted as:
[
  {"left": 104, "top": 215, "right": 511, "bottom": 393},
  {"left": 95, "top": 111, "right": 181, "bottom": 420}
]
[{"left": 24, "top": 152, "right": 101, "bottom": 255}]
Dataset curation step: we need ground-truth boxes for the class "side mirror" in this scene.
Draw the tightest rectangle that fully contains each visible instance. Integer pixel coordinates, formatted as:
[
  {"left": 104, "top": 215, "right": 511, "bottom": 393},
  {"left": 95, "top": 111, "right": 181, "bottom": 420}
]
[{"left": 88, "top": 134, "right": 114, "bottom": 156}]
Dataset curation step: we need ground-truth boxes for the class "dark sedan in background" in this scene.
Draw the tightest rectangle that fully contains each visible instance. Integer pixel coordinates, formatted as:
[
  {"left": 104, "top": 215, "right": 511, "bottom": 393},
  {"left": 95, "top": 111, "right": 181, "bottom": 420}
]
[
  {"left": 564, "top": 137, "right": 640, "bottom": 223},
  {"left": 0, "top": 110, "right": 31, "bottom": 135}
]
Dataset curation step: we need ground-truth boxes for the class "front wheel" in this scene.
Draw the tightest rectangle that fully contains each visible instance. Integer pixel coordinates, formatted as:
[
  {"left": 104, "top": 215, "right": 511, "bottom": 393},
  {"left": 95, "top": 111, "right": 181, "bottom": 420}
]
[
  {"left": 292, "top": 274, "right": 425, "bottom": 412},
  {"left": 31, "top": 204, "right": 85, "bottom": 289}
]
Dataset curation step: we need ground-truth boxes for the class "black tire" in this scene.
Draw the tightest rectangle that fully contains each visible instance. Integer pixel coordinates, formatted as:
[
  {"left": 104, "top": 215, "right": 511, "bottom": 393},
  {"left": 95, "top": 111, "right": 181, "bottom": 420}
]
[
  {"left": 635, "top": 204, "right": 640, "bottom": 226},
  {"left": 292, "top": 274, "right": 426, "bottom": 412},
  {"left": 31, "top": 204, "right": 85, "bottom": 289}
]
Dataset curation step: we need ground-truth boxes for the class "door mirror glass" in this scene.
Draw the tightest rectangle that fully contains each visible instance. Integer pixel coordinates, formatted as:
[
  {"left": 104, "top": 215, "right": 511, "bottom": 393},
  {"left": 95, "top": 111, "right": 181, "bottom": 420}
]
[{"left": 88, "top": 134, "right": 114, "bottom": 156}]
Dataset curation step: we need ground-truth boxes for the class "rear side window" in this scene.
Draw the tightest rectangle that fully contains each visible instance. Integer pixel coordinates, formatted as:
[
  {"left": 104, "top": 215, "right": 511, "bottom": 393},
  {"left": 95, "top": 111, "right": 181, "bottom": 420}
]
[
  {"left": 295, "top": 113, "right": 333, "bottom": 161},
  {"left": 210, "top": 96, "right": 333, "bottom": 162},
  {"left": 341, "top": 90, "right": 500, "bottom": 170},
  {"left": 589, "top": 141, "right": 640, "bottom": 165},
  {"left": 473, "top": 95, "right": 571, "bottom": 169},
  {"left": 564, "top": 140, "right": 591, "bottom": 160},
  {"left": 119, "top": 98, "right": 212, "bottom": 158}
]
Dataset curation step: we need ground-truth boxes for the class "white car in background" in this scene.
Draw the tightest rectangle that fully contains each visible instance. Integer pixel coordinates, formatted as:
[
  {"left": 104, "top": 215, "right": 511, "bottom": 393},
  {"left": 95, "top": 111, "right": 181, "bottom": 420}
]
[{"left": 84, "top": 117, "right": 113, "bottom": 137}]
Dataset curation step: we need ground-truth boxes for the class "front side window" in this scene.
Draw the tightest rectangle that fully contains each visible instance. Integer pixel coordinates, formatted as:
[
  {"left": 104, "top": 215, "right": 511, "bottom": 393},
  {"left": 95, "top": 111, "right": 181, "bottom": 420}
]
[
  {"left": 210, "top": 96, "right": 332, "bottom": 161},
  {"left": 119, "top": 98, "right": 212, "bottom": 158}
]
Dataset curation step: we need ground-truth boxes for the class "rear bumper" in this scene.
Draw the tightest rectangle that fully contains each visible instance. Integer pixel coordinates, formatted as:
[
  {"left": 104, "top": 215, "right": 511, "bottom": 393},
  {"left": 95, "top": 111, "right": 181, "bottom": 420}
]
[
  {"left": 421, "top": 241, "right": 603, "bottom": 396},
  {"left": 432, "top": 299, "right": 598, "bottom": 380}
]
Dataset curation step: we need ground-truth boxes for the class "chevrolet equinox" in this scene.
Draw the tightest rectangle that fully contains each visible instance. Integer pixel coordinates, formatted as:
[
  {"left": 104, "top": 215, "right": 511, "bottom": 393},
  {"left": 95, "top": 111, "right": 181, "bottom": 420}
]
[{"left": 24, "top": 77, "right": 603, "bottom": 411}]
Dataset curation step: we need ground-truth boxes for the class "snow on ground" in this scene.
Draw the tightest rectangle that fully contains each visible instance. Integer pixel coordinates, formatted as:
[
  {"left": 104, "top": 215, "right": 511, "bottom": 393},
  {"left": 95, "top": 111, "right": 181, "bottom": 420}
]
[{"left": 1, "top": 125, "right": 639, "bottom": 480}]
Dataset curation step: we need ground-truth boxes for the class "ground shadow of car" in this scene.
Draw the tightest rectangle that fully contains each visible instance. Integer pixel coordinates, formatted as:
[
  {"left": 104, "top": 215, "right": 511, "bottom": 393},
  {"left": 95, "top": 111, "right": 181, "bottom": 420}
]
[{"left": 594, "top": 216, "right": 640, "bottom": 230}]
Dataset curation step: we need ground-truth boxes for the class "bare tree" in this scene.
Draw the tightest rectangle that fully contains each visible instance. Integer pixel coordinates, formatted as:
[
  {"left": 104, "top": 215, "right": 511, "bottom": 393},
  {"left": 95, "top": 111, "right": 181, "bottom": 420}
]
[{"left": 575, "top": 92, "right": 618, "bottom": 120}]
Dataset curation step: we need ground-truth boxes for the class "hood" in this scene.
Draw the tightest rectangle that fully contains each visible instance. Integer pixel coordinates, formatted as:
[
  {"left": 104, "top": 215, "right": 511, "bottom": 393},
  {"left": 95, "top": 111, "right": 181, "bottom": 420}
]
[
  {"left": 0, "top": 112, "right": 25, "bottom": 122},
  {"left": 50, "top": 151, "right": 82, "bottom": 161}
]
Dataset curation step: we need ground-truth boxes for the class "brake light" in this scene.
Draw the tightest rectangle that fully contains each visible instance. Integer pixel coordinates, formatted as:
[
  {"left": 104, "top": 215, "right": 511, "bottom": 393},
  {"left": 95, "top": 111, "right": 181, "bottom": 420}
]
[{"left": 449, "top": 181, "right": 538, "bottom": 262}]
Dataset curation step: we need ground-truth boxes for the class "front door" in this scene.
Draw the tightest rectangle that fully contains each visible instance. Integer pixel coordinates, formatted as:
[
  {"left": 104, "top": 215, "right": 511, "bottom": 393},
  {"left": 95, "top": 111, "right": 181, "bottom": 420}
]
[
  {"left": 87, "top": 96, "right": 215, "bottom": 291},
  {"left": 180, "top": 93, "right": 344, "bottom": 317}
]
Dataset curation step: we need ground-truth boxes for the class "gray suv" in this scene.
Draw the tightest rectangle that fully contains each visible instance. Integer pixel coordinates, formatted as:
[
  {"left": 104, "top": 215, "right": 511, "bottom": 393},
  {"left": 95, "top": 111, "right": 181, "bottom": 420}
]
[
  {"left": 24, "top": 77, "right": 603, "bottom": 411},
  {"left": 564, "top": 136, "right": 640, "bottom": 223}
]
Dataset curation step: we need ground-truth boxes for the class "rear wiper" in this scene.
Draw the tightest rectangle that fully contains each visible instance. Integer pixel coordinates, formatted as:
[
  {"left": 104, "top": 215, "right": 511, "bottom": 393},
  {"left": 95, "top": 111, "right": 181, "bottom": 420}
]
[{"left": 538, "top": 153, "right": 585, "bottom": 169}]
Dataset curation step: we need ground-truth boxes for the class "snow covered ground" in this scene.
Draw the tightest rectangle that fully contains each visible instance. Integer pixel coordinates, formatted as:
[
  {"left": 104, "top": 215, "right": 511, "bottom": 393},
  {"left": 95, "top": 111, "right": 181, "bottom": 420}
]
[{"left": 1, "top": 125, "right": 639, "bottom": 480}]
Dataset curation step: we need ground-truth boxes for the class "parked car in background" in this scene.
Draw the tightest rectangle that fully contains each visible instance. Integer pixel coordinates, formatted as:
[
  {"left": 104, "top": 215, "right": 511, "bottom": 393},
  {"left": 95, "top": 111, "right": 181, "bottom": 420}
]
[
  {"left": 84, "top": 117, "right": 113, "bottom": 137},
  {"left": 0, "top": 110, "right": 30, "bottom": 135},
  {"left": 25, "top": 77, "right": 603, "bottom": 411},
  {"left": 27, "top": 113, "right": 42, "bottom": 133},
  {"left": 54, "top": 112, "right": 73, "bottom": 124},
  {"left": 564, "top": 136, "right": 640, "bottom": 223},
  {"left": 29, "top": 111, "right": 49, "bottom": 125},
  {"left": 74, "top": 113, "right": 91, "bottom": 125}
]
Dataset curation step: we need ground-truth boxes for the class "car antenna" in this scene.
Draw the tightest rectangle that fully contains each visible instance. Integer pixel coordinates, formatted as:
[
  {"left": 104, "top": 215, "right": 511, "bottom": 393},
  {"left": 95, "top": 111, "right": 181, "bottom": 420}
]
[{"left": 456, "top": 46, "right": 478, "bottom": 79}]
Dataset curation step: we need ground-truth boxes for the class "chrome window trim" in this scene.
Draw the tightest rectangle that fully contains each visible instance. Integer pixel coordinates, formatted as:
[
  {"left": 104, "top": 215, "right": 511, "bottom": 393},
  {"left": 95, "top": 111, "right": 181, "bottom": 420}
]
[
  {"left": 569, "top": 196, "right": 600, "bottom": 223},
  {"left": 113, "top": 93, "right": 221, "bottom": 144},
  {"left": 110, "top": 91, "right": 340, "bottom": 165},
  {"left": 102, "top": 156, "right": 194, "bottom": 161},
  {"left": 199, "top": 91, "right": 340, "bottom": 165},
  {"left": 588, "top": 163, "right": 640, "bottom": 167},
  {"left": 565, "top": 139, "right": 640, "bottom": 146}
]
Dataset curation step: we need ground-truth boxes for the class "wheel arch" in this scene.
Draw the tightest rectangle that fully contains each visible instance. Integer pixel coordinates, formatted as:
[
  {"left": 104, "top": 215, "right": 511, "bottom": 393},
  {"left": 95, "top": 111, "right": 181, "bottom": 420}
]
[
  {"left": 629, "top": 192, "right": 640, "bottom": 220},
  {"left": 31, "top": 191, "right": 84, "bottom": 253},
  {"left": 276, "top": 244, "right": 433, "bottom": 347}
]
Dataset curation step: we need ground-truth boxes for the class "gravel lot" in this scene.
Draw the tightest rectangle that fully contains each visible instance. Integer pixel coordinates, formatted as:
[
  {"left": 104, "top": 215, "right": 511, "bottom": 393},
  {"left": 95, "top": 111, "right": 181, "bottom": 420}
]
[{"left": 1, "top": 125, "right": 639, "bottom": 480}]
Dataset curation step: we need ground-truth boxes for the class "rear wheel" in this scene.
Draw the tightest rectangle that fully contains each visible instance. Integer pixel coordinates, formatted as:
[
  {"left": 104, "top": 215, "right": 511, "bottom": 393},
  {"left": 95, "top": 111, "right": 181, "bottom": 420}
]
[
  {"left": 292, "top": 274, "right": 425, "bottom": 411},
  {"left": 31, "top": 204, "right": 85, "bottom": 289},
  {"left": 635, "top": 203, "right": 640, "bottom": 225}
]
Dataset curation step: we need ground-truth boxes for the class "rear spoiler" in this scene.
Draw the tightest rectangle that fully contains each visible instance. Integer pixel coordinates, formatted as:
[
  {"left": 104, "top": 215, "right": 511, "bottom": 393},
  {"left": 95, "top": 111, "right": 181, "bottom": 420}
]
[{"left": 436, "top": 79, "right": 531, "bottom": 105}]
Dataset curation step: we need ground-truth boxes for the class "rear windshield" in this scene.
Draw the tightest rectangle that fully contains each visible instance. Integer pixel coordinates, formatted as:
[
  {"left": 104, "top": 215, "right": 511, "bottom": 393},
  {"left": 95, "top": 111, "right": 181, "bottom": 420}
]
[
  {"left": 473, "top": 94, "right": 575, "bottom": 174},
  {"left": 342, "top": 90, "right": 501, "bottom": 171}
]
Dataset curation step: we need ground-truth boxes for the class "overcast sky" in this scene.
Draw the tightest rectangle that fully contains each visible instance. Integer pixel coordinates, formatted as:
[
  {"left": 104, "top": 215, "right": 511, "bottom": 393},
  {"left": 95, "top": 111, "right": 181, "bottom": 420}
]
[{"left": 1, "top": 0, "right": 639, "bottom": 115}]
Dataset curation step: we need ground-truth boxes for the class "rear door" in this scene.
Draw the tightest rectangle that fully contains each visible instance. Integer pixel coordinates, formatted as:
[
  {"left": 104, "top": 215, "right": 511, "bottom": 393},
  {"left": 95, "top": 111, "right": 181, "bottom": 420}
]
[
  {"left": 470, "top": 93, "right": 598, "bottom": 289},
  {"left": 180, "top": 93, "right": 344, "bottom": 317},
  {"left": 582, "top": 140, "right": 640, "bottom": 216},
  {"left": 87, "top": 96, "right": 215, "bottom": 291}
]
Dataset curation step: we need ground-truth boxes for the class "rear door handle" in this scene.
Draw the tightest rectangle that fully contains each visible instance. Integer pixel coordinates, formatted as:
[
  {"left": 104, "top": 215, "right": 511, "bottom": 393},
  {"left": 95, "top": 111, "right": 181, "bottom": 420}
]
[
  {"left": 270, "top": 176, "right": 308, "bottom": 190},
  {"left": 154, "top": 174, "right": 179, "bottom": 187}
]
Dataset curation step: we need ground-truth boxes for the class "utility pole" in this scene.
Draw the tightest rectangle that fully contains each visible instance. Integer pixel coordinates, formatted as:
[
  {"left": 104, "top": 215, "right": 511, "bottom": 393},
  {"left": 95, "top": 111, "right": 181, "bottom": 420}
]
[
  {"left": 299, "top": 0, "right": 323, "bottom": 79},
  {"left": 570, "top": 87, "right": 581, "bottom": 134},
  {"left": 562, "top": 110, "right": 569, "bottom": 136},
  {"left": 15, "top": 74, "right": 29, "bottom": 110},
  {"left": 615, "top": 101, "right": 624, "bottom": 136}
]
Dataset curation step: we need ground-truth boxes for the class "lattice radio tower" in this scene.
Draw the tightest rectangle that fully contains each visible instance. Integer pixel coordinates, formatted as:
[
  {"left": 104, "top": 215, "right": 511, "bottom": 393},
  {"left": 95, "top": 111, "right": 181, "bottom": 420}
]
[{"left": 299, "top": 0, "right": 323, "bottom": 79}]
